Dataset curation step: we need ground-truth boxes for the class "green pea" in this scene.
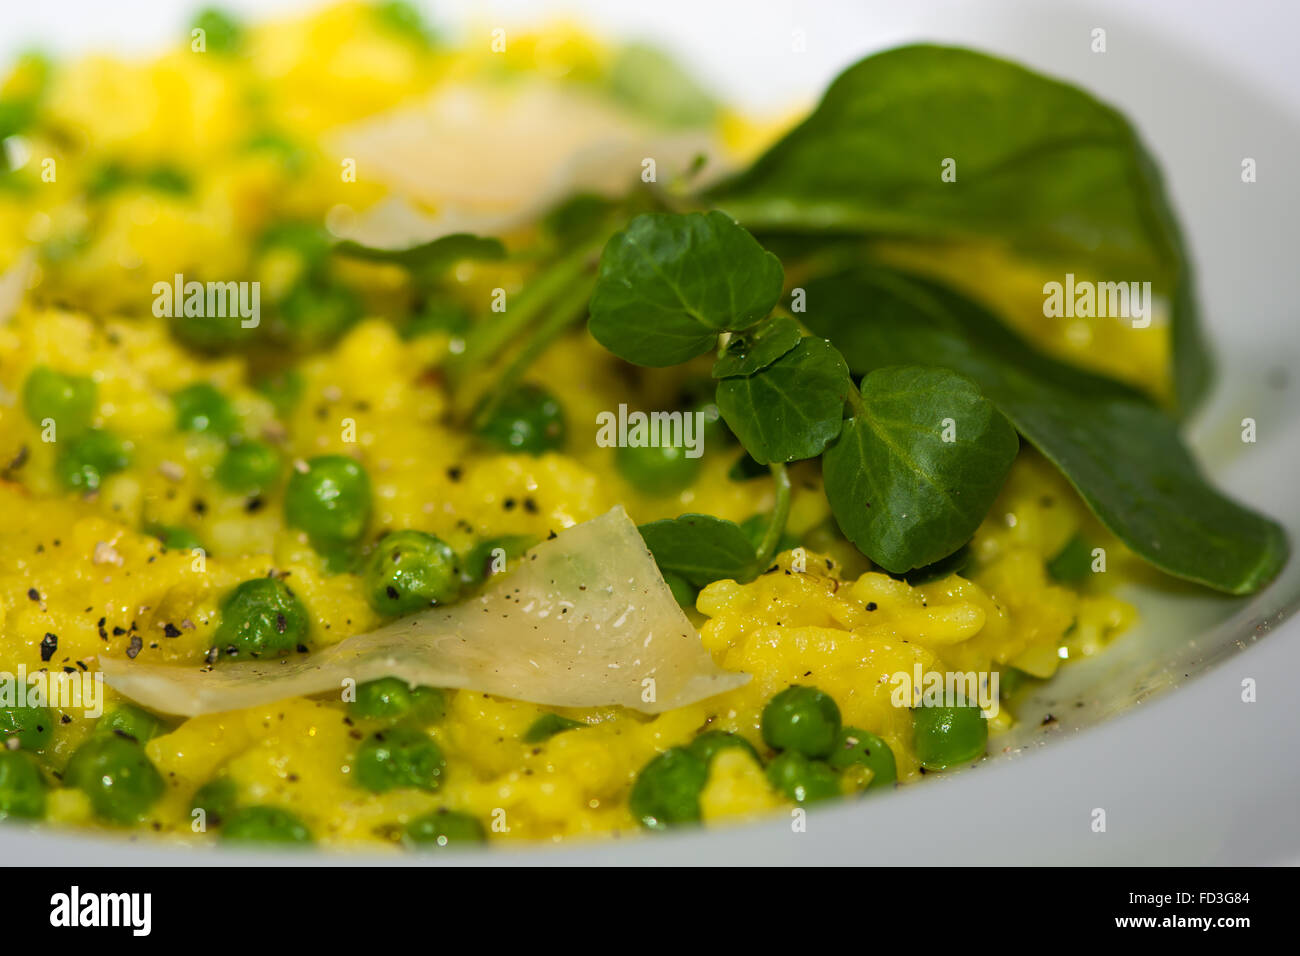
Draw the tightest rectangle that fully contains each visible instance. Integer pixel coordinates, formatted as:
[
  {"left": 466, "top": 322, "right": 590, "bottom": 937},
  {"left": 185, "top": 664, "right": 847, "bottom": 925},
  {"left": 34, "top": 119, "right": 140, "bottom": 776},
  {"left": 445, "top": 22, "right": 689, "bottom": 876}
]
[
  {"left": 94, "top": 704, "right": 166, "bottom": 745},
  {"left": 687, "top": 730, "right": 760, "bottom": 766},
  {"left": 615, "top": 442, "right": 701, "bottom": 496},
  {"left": 522, "top": 713, "right": 584, "bottom": 744},
  {"left": 56, "top": 429, "right": 130, "bottom": 491},
  {"left": 173, "top": 383, "right": 238, "bottom": 437},
  {"left": 22, "top": 366, "right": 96, "bottom": 436},
  {"left": 273, "top": 279, "right": 361, "bottom": 351},
  {"left": 170, "top": 312, "right": 250, "bottom": 353},
  {"left": 212, "top": 577, "right": 309, "bottom": 660},
  {"left": 403, "top": 810, "right": 486, "bottom": 849},
  {"left": 912, "top": 705, "right": 988, "bottom": 771},
  {"left": 765, "top": 751, "right": 842, "bottom": 805},
  {"left": 408, "top": 687, "right": 448, "bottom": 724},
  {"left": 216, "top": 439, "right": 280, "bottom": 495},
  {"left": 349, "top": 678, "right": 445, "bottom": 723},
  {"left": 661, "top": 570, "right": 698, "bottom": 609},
  {"left": 220, "top": 806, "right": 314, "bottom": 845},
  {"left": 761, "top": 685, "right": 841, "bottom": 758},
  {"left": 827, "top": 727, "right": 897, "bottom": 790},
  {"left": 998, "top": 667, "right": 1033, "bottom": 700},
  {"left": 475, "top": 384, "right": 566, "bottom": 454},
  {"left": 191, "top": 8, "right": 243, "bottom": 55},
  {"left": 628, "top": 747, "right": 708, "bottom": 830},
  {"left": 354, "top": 727, "right": 445, "bottom": 793},
  {"left": 0, "top": 704, "right": 54, "bottom": 751},
  {"left": 64, "top": 735, "right": 164, "bottom": 824},
  {"left": 244, "top": 130, "right": 306, "bottom": 171},
  {"left": 140, "top": 165, "right": 191, "bottom": 195},
  {"left": 350, "top": 677, "right": 413, "bottom": 719},
  {"left": 458, "top": 534, "right": 537, "bottom": 587},
  {"left": 0, "top": 750, "right": 46, "bottom": 820},
  {"left": 364, "top": 530, "right": 462, "bottom": 615},
  {"left": 253, "top": 367, "right": 303, "bottom": 417},
  {"left": 285, "top": 455, "right": 372, "bottom": 550},
  {"left": 190, "top": 777, "right": 238, "bottom": 827},
  {"left": 85, "top": 160, "right": 132, "bottom": 199},
  {"left": 149, "top": 524, "right": 203, "bottom": 552}
]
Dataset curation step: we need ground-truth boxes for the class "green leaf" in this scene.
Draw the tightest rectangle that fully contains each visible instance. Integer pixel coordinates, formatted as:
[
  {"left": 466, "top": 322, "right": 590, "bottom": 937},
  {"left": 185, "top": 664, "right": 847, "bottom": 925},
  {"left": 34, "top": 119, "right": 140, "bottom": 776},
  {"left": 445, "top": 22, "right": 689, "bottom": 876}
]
[
  {"left": 638, "top": 514, "right": 759, "bottom": 586},
  {"left": 588, "top": 211, "right": 784, "bottom": 367},
  {"left": 712, "top": 315, "right": 803, "bottom": 378},
  {"left": 901, "top": 543, "right": 973, "bottom": 585},
  {"left": 334, "top": 233, "right": 505, "bottom": 282},
  {"left": 706, "top": 44, "right": 1211, "bottom": 413},
  {"left": 823, "top": 367, "right": 1018, "bottom": 573},
  {"left": 715, "top": 337, "right": 850, "bottom": 464},
  {"left": 803, "top": 266, "right": 1287, "bottom": 594}
]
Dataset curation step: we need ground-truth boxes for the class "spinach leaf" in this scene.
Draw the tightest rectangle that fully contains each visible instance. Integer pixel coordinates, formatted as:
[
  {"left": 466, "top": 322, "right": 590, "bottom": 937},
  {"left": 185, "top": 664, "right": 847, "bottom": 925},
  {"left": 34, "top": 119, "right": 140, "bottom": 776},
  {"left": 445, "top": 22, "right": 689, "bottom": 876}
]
[
  {"left": 715, "top": 337, "right": 850, "bottom": 464},
  {"left": 639, "top": 514, "right": 759, "bottom": 586},
  {"left": 335, "top": 233, "right": 505, "bottom": 282},
  {"left": 588, "top": 211, "right": 784, "bottom": 366},
  {"left": 712, "top": 315, "right": 803, "bottom": 378},
  {"left": 823, "top": 366, "right": 1018, "bottom": 573},
  {"left": 707, "top": 44, "right": 1211, "bottom": 413},
  {"left": 803, "top": 266, "right": 1287, "bottom": 594}
]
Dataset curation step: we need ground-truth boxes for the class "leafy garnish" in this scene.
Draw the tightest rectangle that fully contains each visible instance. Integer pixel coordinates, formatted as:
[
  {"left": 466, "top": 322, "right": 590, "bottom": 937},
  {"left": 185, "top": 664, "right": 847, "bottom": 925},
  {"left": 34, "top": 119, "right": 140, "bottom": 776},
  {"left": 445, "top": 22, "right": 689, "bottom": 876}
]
[
  {"left": 522, "top": 713, "right": 585, "bottom": 744},
  {"left": 803, "top": 266, "right": 1287, "bottom": 594},
  {"left": 588, "top": 211, "right": 784, "bottom": 366},
  {"left": 712, "top": 315, "right": 803, "bottom": 379},
  {"left": 706, "top": 44, "right": 1212, "bottom": 413},
  {"left": 639, "top": 514, "right": 762, "bottom": 586},
  {"left": 823, "top": 366, "right": 1018, "bottom": 573},
  {"left": 592, "top": 211, "right": 1012, "bottom": 573},
  {"left": 715, "top": 337, "right": 850, "bottom": 464}
]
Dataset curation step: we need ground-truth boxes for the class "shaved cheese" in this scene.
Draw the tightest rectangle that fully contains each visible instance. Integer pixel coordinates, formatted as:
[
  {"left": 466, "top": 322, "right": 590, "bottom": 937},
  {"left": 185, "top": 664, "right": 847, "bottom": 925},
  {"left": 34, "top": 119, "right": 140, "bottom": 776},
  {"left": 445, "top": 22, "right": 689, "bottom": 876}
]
[
  {"left": 327, "top": 82, "right": 719, "bottom": 246},
  {"left": 101, "top": 507, "right": 747, "bottom": 716}
]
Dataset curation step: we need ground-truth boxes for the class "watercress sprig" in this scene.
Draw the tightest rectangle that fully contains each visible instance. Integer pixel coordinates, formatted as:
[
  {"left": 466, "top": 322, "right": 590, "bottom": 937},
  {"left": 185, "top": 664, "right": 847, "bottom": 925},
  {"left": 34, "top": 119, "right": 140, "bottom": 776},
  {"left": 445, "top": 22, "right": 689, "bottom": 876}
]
[{"left": 589, "top": 210, "right": 1018, "bottom": 575}]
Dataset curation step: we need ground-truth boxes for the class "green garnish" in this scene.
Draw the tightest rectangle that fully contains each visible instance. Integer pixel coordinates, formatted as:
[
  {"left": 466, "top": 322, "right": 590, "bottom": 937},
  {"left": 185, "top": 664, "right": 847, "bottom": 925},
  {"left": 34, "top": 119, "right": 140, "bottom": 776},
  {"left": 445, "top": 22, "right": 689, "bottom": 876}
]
[{"left": 522, "top": 713, "right": 585, "bottom": 744}]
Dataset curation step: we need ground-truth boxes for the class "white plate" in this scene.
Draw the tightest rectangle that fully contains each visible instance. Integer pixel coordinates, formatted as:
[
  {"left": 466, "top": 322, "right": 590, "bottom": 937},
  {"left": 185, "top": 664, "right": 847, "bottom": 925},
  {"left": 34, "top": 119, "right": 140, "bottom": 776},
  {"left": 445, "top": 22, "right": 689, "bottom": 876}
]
[{"left": 3, "top": 0, "right": 1298, "bottom": 865}]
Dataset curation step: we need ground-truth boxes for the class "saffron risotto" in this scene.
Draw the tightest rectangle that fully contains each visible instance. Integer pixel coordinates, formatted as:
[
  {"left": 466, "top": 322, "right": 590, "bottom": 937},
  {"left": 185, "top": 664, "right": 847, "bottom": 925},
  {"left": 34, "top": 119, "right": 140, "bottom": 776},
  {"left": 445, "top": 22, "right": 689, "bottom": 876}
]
[{"left": 0, "top": 3, "right": 1144, "bottom": 848}]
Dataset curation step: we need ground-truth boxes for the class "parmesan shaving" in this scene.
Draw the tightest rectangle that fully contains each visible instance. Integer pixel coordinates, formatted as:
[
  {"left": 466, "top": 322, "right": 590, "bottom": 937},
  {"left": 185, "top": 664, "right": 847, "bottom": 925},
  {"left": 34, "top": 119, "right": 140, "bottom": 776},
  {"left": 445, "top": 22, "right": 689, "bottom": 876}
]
[
  {"left": 100, "top": 507, "right": 747, "bottom": 716},
  {"left": 327, "top": 82, "right": 719, "bottom": 246}
]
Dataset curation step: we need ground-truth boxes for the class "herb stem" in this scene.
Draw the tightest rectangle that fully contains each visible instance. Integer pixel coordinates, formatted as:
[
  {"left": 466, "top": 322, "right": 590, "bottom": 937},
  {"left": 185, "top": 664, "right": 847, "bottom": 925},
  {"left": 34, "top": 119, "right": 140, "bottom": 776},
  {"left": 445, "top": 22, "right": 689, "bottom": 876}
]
[
  {"left": 468, "top": 274, "right": 596, "bottom": 429},
  {"left": 452, "top": 236, "right": 602, "bottom": 382},
  {"left": 754, "top": 462, "right": 792, "bottom": 568}
]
